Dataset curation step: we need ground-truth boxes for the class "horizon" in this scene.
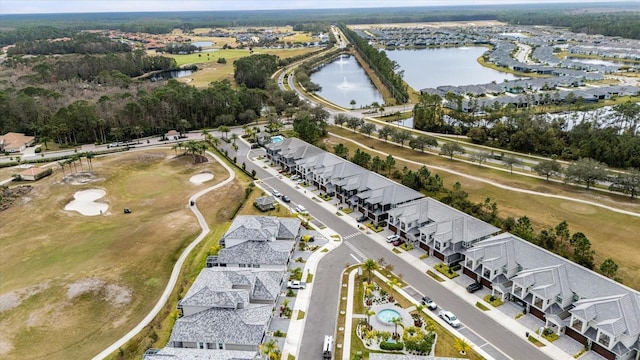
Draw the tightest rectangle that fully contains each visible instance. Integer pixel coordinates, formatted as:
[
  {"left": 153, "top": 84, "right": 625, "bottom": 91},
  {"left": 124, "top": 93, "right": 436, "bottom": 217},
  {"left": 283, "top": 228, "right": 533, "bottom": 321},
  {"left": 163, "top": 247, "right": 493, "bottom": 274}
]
[{"left": 1, "top": 0, "right": 636, "bottom": 15}]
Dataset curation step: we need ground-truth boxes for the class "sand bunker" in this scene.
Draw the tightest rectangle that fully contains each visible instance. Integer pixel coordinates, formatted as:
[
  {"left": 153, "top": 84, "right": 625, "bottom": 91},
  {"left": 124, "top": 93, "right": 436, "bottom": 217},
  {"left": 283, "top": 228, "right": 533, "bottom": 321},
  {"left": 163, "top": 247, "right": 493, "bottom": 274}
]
[
  {"left": 64, "top": 189, "right": 108, "bottom": 216},
  {"left": 190, "top": 173, "right": 214, "bottom": 184}
]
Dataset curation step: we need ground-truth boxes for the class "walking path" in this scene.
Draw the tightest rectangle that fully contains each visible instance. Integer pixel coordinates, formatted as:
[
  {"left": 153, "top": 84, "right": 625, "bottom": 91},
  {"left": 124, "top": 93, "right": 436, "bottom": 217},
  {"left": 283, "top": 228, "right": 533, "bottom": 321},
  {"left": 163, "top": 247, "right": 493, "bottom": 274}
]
[
  {"left": 92, "top": 150, "right": 235, "bottom": 360},
  {"left": 330, "top": 132, "right": 640, "bottom": 218}
]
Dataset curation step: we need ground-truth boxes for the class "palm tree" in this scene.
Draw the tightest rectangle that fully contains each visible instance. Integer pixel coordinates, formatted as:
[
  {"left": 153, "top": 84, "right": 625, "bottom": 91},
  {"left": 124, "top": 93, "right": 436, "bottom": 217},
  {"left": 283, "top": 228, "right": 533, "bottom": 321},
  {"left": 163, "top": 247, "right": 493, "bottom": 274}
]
[
  {"left": 231, "top": 133, "right": 239, "bottom": 145},
  {"left": 391, "top": 316, "right": 403, "bottom": 337},
  {"left": 40, "top": 135, "right": 51, "bottom": 150},
  {"left": 454, "top": 337, "right": 471, "bottom": 355},
  {"left": 219, "top": 125, "right": 230, "bottom": 139},
  {"left": 85, "top": 152, "right": 95, "bottom": 171},
  {"left": 363, "top": 258, "right": 378, "bottom": 282},
  {"left": 365, "top": 307, "right": 376, "bottom": 327},
  {"left": 201, "top": 128, "right": 209, "bottom": 139},
  {"left": 387, "top": 277, "right": 400, "bottom": 289},
  {"left": 259, "top": 339, "right": 279, "bottom": 360},
  {"left": 58, "top": 161, "right": 66, "bottom": 177}
]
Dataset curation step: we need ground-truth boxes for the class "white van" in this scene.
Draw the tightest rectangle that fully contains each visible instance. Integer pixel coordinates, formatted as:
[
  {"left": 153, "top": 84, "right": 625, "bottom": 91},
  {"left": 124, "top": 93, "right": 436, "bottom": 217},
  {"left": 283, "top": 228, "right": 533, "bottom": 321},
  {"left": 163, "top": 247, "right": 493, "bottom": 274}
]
[
  {"left": 295, "top": 204, "right": 308, "bottom": 214},
  {"left": 322, "top": 335, "right": 333, "bottom": 359}
]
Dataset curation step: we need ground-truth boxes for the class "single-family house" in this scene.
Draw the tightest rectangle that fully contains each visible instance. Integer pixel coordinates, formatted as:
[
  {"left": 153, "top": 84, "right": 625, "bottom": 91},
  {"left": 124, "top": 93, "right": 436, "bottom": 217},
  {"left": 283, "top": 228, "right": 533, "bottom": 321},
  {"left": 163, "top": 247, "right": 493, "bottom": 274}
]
[
  {"left": 206, "top": 216, "right": 300, "bottom": 269},
  {"left": 169, "top": 267, "right": 284, "bottom": 351},
  {"left": 0, "top": 132, "right": 35, "bottom": 153}
]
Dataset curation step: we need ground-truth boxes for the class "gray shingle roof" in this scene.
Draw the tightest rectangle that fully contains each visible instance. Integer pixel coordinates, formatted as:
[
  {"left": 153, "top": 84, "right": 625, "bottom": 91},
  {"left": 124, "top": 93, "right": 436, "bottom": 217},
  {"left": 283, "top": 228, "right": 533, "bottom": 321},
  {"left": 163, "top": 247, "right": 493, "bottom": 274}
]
[
  {"left": 179, "top": 268, "right": 284, "bottom": 309},
  {"left": 468, "top": 233, "right": 640, "bottom": 338},
  {"left": 169, "top": 304, "right": 272, "bottom": 345},
  {"left": 224, "top": 216, "right": 300, "bottom": 242},
  {"left": 143, "top": 347, "right": 258, "bottom": 360},
  {"left": 216, "top": 240, "right": 294, "bottom": 265}
]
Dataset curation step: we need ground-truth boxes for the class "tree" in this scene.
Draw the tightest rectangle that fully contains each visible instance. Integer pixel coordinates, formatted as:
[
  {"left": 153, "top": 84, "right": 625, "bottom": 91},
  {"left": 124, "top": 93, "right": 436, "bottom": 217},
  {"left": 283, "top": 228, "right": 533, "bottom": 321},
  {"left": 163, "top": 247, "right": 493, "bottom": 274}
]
[
  {"left": 351, "top": 148, "right": 371, "bottom": 168},
  {"left": 363, "top": 258, "right": 378, "bottom": 282},
  {"left": 454, "top": 338, "right": 471, "bottom": 355},
  {"left": 564, "top": 158, "right": 608, "bottom": 190},
  {"left": 409, "top": 135, "right": 437, "bottom": 152},
  {"left": 392, "top": 130, "right": 411, "bottom": 147},
  {"left": 513, "top": 216, "right": 535, "bottom": 241},
  {"left": 218, "top": 125, "right": 230, "bottom": 139},
  {"left": 231, "top": 133, "right": 239, "bottom": 145},
  {"left": 365, "top": 307, "right": 376, "bottom": 326},
  {"left": 609, "top": 168, "right": 640, "bottom": 198},
  {"left": 371, "top": 156, "right": 384, "bottom": 173},
  {"left": 334, "top": 143, "right": 349, "bottom": 159},
  {"left": 85, "top": 151, "right": 95, "bottom": 171},
  {"left": 333, "top": 113, "right": 348, "bottom": 128},
  {"left": 259, "top": 339, "right": 280, "bottom": 360},
  {"left": 378, "top": 125, "right": 395, "bottom": 142},
  {"left": 346, "top": 116, "right": 363, "bottom": 133},
  {"left": 385, "top": 154, "right": 396, "bottom": 176},
  {"left": 360, "top": 122, "right": 376, "bottom": 137},
  {"left": 599, "top": 258, "right": 619, "bottom": 279},
  {"left": 439, "top": 142, "right": 465, "bottom": 160},
  {"left": 534, "top": 159, "right": 562, "bottom": 181},
  {"left": 470, "top": 151, "right": 490, "bottom": 166},
  {"left": 391, "top": 316, "right": 403, "bottom": 337},
  {"left": 502, "top": 155, "right": 523, "bottom": 174},
  {"left": 350, "top": 99, "right": 356, "bottom": 109},
  {"left": 571, "top": 232, "right": 595, "bottom": 269},
  {"left": 293, "top": 116, "right": 320, "bottom": 144},
  {"left": 58, "top": 160, "right": 66, "bottom": 177}
]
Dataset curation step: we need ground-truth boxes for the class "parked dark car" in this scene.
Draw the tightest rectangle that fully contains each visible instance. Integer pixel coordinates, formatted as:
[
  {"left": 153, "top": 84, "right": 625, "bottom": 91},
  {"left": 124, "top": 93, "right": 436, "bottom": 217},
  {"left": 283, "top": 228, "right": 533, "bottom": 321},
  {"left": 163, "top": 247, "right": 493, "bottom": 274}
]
[
  {"left": 282, "top": 195, "right": 290, "bottom": 203},
  {"left": 393, "top": 239, "right": 405, "bottom": 247},
  {"left": 466, "top": 282, "right": 483, "bottom": 293},
  {"left": 356, "top": 215, "right": 368, "bottom": 222},
  {"left": 421, "top": 296, "right": 437, "bottom": 310}
]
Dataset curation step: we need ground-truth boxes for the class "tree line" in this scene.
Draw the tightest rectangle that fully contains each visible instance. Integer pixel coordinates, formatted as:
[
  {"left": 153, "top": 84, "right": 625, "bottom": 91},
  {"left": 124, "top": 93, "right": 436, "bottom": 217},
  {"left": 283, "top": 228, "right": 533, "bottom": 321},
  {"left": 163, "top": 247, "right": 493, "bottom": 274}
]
[
  {"left": 413, "top": 93, "right": 640, "bottom": 170},
  {"left": 331, "top": 135, "right": 623, "bottom": 281},
  {"left": 337, "top": 23, "right": 409, "bottom": 104},
  {"left": 7, "top": 33, "right": 130, "bottom": 56}
]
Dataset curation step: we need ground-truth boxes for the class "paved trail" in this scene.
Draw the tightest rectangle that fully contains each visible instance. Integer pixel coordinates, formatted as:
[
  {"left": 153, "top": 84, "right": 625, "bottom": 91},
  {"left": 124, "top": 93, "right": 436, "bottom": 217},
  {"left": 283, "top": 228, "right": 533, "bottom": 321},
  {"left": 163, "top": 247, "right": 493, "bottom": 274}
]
[{"left": 92, "top": 150, "right": 235, "bottom": 360}]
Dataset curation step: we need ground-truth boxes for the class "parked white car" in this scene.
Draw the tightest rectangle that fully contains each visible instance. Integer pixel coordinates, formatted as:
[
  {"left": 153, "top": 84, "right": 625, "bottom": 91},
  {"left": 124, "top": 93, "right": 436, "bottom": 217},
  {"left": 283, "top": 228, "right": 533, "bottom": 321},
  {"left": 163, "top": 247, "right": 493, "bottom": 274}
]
[
  {"left": 287, "top": 280, "right": 306, "bottom": 289},
  {"left": 296, "top": 204, "right": 308, "bottom": 214},
  {"left": 386, "top": 234, "right": 400, "bottom": 243},
  {"left": 439, "top": 310, "right": 461, "bottom": 328}
]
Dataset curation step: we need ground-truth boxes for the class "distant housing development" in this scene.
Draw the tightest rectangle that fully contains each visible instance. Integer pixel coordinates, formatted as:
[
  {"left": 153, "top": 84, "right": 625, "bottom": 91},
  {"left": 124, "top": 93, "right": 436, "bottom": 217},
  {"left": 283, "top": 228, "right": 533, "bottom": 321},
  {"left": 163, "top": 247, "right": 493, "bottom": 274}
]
[{"left": 265, "top": 137, "right": 640, "bottom": 360}]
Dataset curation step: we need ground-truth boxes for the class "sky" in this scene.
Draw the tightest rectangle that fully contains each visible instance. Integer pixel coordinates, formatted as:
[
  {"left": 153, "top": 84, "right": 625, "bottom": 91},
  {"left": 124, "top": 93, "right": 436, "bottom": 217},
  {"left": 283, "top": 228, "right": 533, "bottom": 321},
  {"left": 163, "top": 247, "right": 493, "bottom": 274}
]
[{"left": 0, "top": 0, "right": 632, "bottom": 15}]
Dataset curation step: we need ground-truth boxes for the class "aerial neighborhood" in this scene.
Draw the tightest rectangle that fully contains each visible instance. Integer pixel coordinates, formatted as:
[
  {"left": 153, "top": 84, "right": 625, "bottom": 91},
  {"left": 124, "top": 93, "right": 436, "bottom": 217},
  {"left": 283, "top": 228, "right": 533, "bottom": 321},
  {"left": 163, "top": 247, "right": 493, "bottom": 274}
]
[{"left": 1, "top": 2, "right": 640, "bottom": 360}]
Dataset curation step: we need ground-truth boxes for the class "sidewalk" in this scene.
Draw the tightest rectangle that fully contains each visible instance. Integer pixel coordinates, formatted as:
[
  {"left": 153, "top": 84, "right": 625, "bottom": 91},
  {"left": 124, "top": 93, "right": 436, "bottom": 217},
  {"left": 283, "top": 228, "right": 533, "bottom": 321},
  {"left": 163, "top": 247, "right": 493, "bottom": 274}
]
[{"left": 249, "top": 154, "right": 575, "bottom": 360}]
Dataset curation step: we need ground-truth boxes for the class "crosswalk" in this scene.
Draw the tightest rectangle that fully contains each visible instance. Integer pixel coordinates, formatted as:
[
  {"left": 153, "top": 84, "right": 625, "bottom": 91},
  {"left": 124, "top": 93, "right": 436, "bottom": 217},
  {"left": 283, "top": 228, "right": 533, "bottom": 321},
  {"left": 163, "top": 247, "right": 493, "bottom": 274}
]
[{"left": 342, "top": 232, "right": 361, "bottom": 240}]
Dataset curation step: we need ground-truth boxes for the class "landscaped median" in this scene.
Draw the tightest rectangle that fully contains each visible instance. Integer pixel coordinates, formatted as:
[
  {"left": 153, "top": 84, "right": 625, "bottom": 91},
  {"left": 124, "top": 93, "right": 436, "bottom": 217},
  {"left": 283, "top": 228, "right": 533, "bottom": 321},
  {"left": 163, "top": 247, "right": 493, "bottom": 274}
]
[{"left": 434, "top": 262, "right": 460, "bottom": 279}]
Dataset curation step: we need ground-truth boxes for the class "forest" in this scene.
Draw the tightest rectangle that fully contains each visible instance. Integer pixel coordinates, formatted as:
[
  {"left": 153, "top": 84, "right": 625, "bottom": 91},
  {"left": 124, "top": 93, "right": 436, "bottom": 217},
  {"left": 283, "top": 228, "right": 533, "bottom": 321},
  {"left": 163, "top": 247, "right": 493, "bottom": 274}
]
[{"left": 412, "top": 93, "right": 640, "bottom": 170}]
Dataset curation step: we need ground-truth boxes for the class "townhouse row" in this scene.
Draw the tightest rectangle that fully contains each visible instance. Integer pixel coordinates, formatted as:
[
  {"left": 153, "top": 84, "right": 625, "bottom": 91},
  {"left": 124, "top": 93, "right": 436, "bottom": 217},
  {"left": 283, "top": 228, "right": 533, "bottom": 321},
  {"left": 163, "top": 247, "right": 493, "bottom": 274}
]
[{"left": 266, "top": 137, "right": 640, "bottom": 360}]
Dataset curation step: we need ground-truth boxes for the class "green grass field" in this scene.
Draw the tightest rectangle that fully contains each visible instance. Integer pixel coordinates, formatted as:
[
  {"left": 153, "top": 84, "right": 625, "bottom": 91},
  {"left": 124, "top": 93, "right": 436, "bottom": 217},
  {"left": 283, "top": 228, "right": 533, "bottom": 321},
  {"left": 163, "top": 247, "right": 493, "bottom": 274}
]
[
  {"left": 325, "top": 127, "right": 640, "bottom": 289},
  {"left": 164, "top": 48, "right": 318, "bottom": 87},
  {"left": 0, "top": 148, "right": 242, "bottom": 360}
]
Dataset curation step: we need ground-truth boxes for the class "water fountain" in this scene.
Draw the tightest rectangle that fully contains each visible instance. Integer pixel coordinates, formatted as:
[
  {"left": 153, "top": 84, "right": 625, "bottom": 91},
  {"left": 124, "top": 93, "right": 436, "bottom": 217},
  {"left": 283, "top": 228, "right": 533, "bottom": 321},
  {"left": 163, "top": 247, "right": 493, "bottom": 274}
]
[{"left": 337, "top": 76, "right": 352, "bottom": 90}]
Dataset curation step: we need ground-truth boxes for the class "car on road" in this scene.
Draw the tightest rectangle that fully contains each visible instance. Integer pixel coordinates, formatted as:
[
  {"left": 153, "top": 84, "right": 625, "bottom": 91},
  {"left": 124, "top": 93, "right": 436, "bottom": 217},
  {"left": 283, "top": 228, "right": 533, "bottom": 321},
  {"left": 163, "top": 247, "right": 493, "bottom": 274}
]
[
  {"left": 272, "top": 190, "right": 282, "bottom": 198},
  {"left": 295, "top": 204, "right": 308, "bottom": 214},
  {"left": 439, "top": 310, "right": 461, "bottom": 327},
  {"left": 393, "top": 238, "right": 405, "bottom": 246},
  {"left": 421, "top": 296, "right": 437, "bottom": 310},
  {"left": 356, "top": 215, "right": 368, "bottom": 222},
  {"left": 466, "top": 282, "right": 483, "bottom": 293},
  {"left": 282, "top": 195, "right": 290, "bottom": 203},
  {"left": 287, "top": 280, "right": 306, "bottom": 289},
  {"left": 386, "top": 234, "right": 400, "bottom": 243}
]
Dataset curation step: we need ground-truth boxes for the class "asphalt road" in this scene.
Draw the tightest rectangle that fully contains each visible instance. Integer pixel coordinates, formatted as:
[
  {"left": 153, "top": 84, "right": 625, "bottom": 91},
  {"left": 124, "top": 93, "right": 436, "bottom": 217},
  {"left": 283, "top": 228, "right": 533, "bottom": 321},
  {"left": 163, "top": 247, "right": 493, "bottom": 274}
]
[{"left": 229, "top": 137, "right": 551, "bottom": 360}]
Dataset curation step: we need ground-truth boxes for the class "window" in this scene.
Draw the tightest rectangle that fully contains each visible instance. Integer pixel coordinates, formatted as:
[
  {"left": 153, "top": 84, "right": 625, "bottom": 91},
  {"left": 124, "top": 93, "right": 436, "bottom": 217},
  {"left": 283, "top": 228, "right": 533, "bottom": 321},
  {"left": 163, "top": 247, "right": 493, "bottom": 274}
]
[
  {"left": 556, "top": 296, "right": 563, "bottom": 304},
  {"left": 598, "top": 331, "right": 611, "bottom": 347},
  {"left": 217, "top": 343, "right": 224, "bottom": 350},
  {"left": 483, "top": 268, "right": 491, "bottom": 278},
  {"left": 513, "top": 284, "right": 523, "bottom": 297},
  {"left": 239, "top": 264, "right": 246, "bottom": 268},
  {"left": 466, "top": 259, "right": 473, "bottom": 268},
  {"left": 198, "top": 342, "right": 204, "bottom": 349},
  {"left": 435, "top": 242, "right": 441, "bottom": 250},
  {"left": 534, "top": 297, "right": 543, "bottom": 309}
]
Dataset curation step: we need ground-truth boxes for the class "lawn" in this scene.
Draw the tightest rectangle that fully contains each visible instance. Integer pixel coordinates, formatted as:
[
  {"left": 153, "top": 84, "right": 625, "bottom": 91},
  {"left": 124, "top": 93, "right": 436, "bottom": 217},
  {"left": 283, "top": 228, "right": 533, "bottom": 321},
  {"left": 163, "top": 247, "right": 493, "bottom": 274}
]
[
  {"left": 324, "top": 128, "right": 640, "bottom": 290},
  {"left": 0, "top": 148, "right": 241, "bottom": 360},
  {"left": 164, "top": 48, "right": 318, "bottom": 87}
]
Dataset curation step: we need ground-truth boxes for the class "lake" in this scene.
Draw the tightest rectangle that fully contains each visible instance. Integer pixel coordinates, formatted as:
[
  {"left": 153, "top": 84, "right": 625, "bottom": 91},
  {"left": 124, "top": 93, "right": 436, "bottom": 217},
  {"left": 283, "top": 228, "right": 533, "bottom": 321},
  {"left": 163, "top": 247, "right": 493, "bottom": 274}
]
[
  {"left": 385, "top": 47, "right": 521, "bottom": 90},
  {"left": 309, "top": 54, "right": 384, "bottom": 109}
]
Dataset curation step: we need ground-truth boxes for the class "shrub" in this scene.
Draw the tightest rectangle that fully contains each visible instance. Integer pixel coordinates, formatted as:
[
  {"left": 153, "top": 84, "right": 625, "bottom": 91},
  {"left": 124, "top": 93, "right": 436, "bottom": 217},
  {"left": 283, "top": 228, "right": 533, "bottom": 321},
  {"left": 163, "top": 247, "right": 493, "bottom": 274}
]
[
  {"left": 450, "top": 263, "right": 462, "bottom": 271},
  {"left": 34, "top": 147, "right": 42, "bottom": 153},
  {"left": 380, "top": 341, "right": 404, "bottom": 350}
]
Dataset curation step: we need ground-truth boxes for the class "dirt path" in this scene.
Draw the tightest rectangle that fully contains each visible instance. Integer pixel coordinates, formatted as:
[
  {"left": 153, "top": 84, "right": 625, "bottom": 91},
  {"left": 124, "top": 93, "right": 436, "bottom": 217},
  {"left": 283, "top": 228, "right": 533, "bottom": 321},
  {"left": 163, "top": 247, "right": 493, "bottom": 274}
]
[{"left": 330, "top": 132, "right": 639, "bottom": 218}]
